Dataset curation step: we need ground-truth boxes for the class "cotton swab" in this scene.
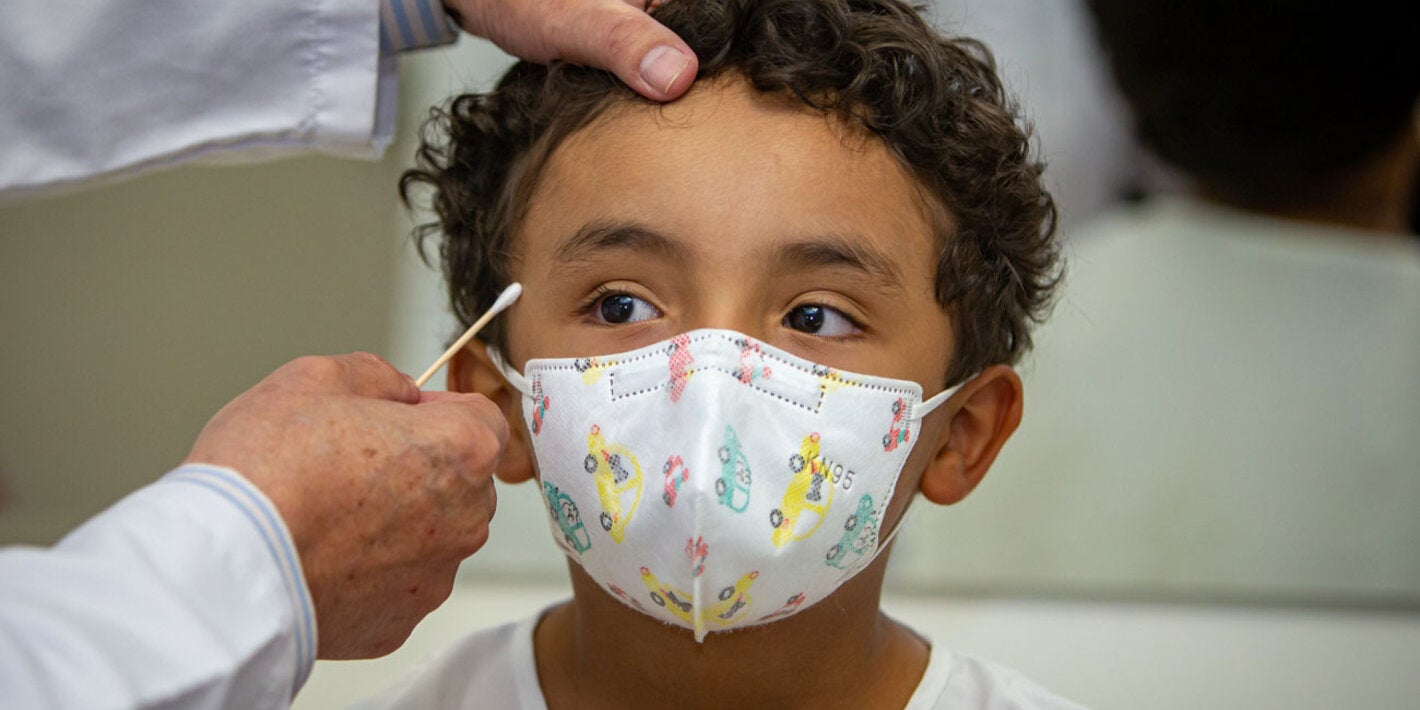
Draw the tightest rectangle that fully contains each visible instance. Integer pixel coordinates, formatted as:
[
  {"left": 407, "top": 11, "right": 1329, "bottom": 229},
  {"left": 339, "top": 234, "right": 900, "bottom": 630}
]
[{"left": 414, "top": 283, "right": 523, "bottom": 388}]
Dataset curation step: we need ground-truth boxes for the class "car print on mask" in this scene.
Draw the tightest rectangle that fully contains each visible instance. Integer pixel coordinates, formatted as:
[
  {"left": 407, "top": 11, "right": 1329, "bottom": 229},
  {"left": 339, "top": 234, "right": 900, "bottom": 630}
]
[
  {"left": 666, "top": 333, "right": 694, "bottom": 402},
  {"left": 715, "top": 425, "right": 752, "bottom": 512},
  {"left": 770, "top": 432, "right": 834, "bottom": 547},
  {"left": 756, "top": 592, "right": 807, "bottom": 622},
  {"left": 584, "top": 425, "right": 644, "bottom": 543},
  {"left": 812, "top": 363, "right": 850, "bottom": 395},
  {"left": 662, "top": 455, "right": 689, "bottom": 507},
  {"left": 542, "top": 482, "right": 591, "bottom": 554},
  {"left": 530, "top": 375, "right": 551, "bottom": 435},
  {"left": 685, "top": 535, "right": 708, "bottom": 577},
  {"left": 704, "top": 570, "right": 759, "bottom": 626},
  {"left": 733, "top": 336, "right": 772, "bottom": 384},
  {"left": 825, "top": 493, "right": 880, "bottom": 571},
  {"left": 574, "top": 356, "right": 614, "bottom": 385},
  {"left": 882, "top": 397, "right": 909, "bottom": 451},
  {"left": 640, "top": 566, "right": 694, "bottom": 625},
  {"left": 607, "top": 582, "right": 646, "bottom": 611}
]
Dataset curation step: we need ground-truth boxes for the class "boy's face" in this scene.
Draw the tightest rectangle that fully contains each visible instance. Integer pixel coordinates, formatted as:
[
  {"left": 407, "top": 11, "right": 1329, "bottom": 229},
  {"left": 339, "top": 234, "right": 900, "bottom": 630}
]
[{"left": 488, "top": 76, "right": 959, "bottom": 522}]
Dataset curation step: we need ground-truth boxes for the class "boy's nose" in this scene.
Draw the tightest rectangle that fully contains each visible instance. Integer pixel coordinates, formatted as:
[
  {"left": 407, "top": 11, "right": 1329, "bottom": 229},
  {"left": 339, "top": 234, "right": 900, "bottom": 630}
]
[{"left": 680, "top": 292, "right": 773, "bottom": 341}]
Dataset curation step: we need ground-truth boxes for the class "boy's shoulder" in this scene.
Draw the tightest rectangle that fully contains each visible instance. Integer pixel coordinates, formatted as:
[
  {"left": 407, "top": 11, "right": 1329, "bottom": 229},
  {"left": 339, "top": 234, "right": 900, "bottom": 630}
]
[{"left": 354, "top": 609, "right": 1090, "bottom": 710}]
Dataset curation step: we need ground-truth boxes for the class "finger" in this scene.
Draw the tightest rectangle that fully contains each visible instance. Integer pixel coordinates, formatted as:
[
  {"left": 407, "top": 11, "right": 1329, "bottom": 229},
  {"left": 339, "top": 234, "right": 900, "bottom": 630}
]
[
  {"left": 556, "top": 0, "right": 699, "bottom": 101},
  {"left": 336, "top": 352, "right": 421, "bottom": 404},
  {"left": 421, "top": 391, "right": 509, "bottom": 447},
  {"left": 419, "top": 391, "right": 511, "bottom": 460},
  {"left": 455, "top": 477, "right": 497, "bottom": 558},
  {"left": 417, "top": 390, "right": 474, "bottom": 404},
  {"left": 414, "top": 564, "right": 460, "bottom": 615}
]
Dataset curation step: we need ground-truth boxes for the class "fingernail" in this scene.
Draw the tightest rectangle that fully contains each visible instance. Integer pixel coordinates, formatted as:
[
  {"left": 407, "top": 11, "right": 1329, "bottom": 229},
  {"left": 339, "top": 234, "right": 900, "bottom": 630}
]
[{"left": 639, "top": 45, "right": 691, "bottom": 96}]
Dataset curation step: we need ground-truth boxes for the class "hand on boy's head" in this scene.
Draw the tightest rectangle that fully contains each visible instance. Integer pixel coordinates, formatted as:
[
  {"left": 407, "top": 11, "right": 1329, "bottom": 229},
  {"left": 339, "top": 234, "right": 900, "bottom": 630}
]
[
  {"left": 183, "top": 352, "right": 508, "bottom": 659},
  {"left": 444, "top": 0, "right": 698, "bottom": 101}
]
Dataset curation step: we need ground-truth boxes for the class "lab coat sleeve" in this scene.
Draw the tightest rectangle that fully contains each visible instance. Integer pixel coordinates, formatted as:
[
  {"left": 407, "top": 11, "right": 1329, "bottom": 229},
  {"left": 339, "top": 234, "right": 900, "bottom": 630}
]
[
  {"left": 0, "top": 465, "right": 317, "bottom": 709},
  {"left": 0, "top": 1, "right": 396, "bottom": 199}
]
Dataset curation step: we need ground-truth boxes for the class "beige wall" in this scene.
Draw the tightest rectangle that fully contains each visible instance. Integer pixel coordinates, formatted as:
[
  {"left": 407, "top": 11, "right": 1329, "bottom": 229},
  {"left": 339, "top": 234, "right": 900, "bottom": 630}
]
[
  {"left": 0, "top": 39, "right": 520, "bottom": 548},
  {"left": 3, "top": 19, "right": 1416, "bottom": 615},
  {"left": 0, "top": 154, "right": 407, "bottom": 544}
]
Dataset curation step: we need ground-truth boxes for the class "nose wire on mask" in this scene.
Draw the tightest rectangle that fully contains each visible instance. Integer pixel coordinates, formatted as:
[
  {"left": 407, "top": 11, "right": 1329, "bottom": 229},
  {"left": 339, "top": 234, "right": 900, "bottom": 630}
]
[{"left": 416, "top": 283, "right": 524, "bottom": 388}]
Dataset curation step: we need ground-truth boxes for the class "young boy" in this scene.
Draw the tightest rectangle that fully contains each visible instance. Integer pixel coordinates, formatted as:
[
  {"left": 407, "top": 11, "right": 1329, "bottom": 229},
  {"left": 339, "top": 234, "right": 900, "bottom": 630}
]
[{"left": 378, "top": 0, "right": 1076, "bottom": 707}]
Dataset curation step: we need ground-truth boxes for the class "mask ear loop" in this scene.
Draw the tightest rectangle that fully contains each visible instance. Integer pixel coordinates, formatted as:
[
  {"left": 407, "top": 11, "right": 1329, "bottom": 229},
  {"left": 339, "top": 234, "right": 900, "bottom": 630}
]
[
  {"left": 486, "top": 345, "right": 534, "bottom": 397},
  {"left": 829, "top": 375, "right": 974, "bottom": 582},
  {"left": 908, "top": 374, "right": 973, "bottom": 422},
  {"left": 855, "top": 375, "right": 975, "bottom": 575},
  {"left": 877, "top": 503, "right": 915, "bottom": 554},
  {"left": 835, "top": 500, "right": 919, "bottom": 584}
]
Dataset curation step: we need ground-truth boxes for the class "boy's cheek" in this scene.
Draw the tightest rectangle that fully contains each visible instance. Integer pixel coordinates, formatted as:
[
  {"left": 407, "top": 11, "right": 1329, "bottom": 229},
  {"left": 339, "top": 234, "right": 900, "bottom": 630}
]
[
  {"left": 492, "top": 395, "right": 541, "bottom": 485},
  {"left": 881, "top": 451, "right": 932, "bottom": 535}
]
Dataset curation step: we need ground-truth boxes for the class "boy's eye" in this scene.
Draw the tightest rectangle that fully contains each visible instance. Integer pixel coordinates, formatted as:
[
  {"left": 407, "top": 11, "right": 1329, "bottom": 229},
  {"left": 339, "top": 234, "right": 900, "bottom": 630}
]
[
  {"left": 596, "top": 293, "right": 661, "bottom": 324},
  {"left": 783, "top": 304, "right": 859, "bottom": 337}
]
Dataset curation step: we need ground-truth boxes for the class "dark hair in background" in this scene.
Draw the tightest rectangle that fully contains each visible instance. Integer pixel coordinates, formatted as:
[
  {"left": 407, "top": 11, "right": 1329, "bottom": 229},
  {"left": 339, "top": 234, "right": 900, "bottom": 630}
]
[
  {"left": 1085, "top": 1, "right": 1420, "bottom": 212},
  {"left": 402, "top": 0, "right": 1059, "bottom": 384}
]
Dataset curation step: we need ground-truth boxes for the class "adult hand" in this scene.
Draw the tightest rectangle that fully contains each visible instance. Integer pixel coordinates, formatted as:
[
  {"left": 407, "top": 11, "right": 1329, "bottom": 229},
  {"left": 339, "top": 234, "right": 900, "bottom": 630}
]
[
  {"left": 444, "top": 0, "right": 698, "bottom": 101},
  {"left": 183, "top": 353, "right": 508, "bottom": 659}
]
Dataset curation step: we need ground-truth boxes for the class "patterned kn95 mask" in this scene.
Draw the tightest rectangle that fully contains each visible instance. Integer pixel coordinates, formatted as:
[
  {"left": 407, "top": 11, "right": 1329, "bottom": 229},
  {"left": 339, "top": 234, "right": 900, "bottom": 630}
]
[{"left": 490, "top": 329, "right": 964, "bottom": 641}]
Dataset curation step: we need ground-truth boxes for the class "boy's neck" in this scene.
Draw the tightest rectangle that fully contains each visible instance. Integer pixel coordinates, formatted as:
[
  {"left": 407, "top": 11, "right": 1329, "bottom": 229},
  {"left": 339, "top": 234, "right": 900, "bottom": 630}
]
[{"left": 533, "top": 558, "right": 929, "bottom": 710}]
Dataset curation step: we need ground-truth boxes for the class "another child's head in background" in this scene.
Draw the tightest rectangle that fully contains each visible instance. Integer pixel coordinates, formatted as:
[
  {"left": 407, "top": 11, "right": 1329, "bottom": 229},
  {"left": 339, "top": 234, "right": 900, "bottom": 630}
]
[
  {"left": 403, "top": 0, "right": 1057, "bottom": 638},
  {"left": 1086, "top": 0, "right": 1419, "bottom": 230}
]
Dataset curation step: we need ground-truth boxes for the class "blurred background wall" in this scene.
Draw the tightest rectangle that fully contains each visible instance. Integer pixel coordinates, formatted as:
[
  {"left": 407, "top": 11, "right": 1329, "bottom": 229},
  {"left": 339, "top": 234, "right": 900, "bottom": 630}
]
[{"left": 3, "top": 2, "right": 1417, "bottom": 708}]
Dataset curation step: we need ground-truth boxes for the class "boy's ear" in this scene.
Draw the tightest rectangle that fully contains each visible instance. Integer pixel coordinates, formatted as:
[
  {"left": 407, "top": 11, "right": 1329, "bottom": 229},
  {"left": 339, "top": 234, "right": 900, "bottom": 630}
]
[
  {"left": 918, "top": 365, "right": 1023, "bottom": 505},
  {"left": 448, "top": 341, "right": 536, "bottom": 485}
]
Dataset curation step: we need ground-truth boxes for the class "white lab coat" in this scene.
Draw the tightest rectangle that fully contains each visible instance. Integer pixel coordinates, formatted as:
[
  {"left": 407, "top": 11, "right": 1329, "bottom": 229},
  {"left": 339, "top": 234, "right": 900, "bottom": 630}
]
[
  {"left": 1, "top": 4, "right": 456, "bottom": 706},
  {"left": 0, "top": 1, "right": 398, "bottom": 200},
  {"left": 0, "top": 465, "right": 315, "bottom": 709}
]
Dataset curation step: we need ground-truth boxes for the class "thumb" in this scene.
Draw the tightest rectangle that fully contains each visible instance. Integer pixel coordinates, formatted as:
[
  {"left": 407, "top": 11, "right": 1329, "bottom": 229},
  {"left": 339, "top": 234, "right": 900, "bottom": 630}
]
[{"left": 558, "top": 1, "right": 698, "bottom": 100}]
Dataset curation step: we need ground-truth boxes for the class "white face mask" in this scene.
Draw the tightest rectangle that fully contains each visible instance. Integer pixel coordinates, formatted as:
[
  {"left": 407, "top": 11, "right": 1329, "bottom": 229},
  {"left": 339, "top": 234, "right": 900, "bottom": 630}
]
[{"left": 491, "top": 329, "right": 962, "bottom": 641}]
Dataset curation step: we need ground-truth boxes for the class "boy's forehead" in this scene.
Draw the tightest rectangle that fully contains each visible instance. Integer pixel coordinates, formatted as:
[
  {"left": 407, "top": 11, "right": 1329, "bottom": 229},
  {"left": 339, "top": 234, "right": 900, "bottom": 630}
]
[
  {"left": 563, "top": 76, "right": 892, "bottom": 180},
  {"left": 520, "top": 77, "right": 942, "bottom": 265}
]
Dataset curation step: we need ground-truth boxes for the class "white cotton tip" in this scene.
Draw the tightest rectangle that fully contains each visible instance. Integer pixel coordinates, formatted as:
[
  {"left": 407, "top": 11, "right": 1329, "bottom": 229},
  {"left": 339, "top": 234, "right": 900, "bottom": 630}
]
[
  {"left": 489, "top": 282, "right": 523, "bottom": 316},
  {"left": 412, "top": 282, "right": 524, "bottom": 388}
]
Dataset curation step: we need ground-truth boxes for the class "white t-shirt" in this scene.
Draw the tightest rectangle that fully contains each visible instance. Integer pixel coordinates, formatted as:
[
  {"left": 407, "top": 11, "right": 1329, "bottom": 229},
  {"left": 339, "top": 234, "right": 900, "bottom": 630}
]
[{"left": 355, "top": 609, "right": 1088, "bottom": 709}]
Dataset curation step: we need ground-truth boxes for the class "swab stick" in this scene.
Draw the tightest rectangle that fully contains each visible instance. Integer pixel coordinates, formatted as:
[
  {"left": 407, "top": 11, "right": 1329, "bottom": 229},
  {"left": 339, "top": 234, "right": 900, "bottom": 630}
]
[{"left": 414, "top": 283, "right": 523, "bottom": 388}]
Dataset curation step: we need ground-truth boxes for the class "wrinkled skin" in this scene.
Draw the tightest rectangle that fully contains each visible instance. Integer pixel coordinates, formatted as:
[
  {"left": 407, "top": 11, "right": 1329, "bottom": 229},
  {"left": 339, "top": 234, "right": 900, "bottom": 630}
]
[
  {"left": 185, "top": 353, "right": 508, "bottom": 659},
  {"left": 445, "top": 0, "right": 698, "bottom": 101}
]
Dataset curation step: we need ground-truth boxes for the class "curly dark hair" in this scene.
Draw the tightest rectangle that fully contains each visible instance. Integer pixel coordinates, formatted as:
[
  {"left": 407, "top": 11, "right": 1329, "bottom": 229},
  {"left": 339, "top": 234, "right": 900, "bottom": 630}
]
[{"left": 402, "top": 0, "right": 1059, "bottom": 384}]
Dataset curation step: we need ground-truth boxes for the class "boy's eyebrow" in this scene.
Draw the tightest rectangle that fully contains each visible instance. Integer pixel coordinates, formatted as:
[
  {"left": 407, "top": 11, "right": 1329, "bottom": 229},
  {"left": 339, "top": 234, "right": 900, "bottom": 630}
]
[
  {"left": 552, "top": 220, "right": 689, "bottom": 264},
  {"left": 552, "top": 221, "right": 905, "bottom": 292},
  {"left": 773, "top": 234, "right": 905, "bottom": 292}
]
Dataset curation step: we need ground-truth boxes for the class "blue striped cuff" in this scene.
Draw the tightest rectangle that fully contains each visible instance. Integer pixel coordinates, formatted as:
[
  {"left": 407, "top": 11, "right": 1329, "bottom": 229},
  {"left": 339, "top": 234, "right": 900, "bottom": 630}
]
[
  {"left": 380, "top": 0, "right": 460, "bottom": 54},
  {"left": 165, "top": 465, "right": 318, "bottom": 692}
]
